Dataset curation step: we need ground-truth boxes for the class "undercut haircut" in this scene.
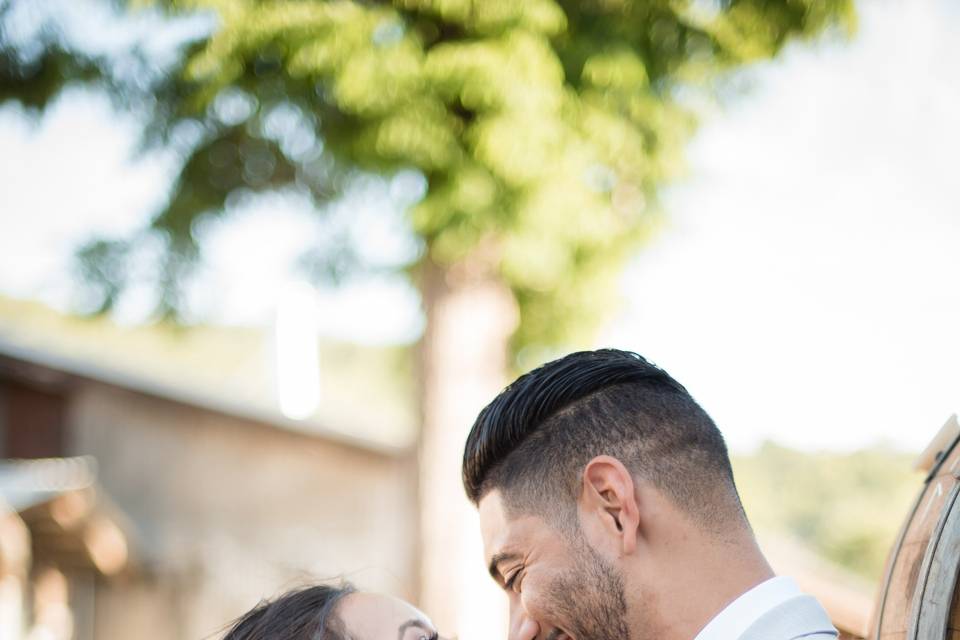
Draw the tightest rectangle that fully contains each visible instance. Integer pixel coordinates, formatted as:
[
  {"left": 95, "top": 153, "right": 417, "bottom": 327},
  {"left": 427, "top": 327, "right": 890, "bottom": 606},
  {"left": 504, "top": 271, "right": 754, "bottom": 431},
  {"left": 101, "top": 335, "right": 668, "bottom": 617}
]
[{"left": 462, "top": 349, "right": 745, "bottom": 531}]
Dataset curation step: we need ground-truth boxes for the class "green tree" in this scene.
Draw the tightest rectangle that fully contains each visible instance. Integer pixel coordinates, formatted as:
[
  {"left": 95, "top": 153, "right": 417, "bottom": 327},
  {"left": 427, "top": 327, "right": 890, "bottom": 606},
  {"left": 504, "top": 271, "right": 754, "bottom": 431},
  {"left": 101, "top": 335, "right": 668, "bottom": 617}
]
[
  {"left": 733, "top": 442, "right": 920, "bottom": 581},
  {"left": 1, "top": 0, "right": 855, "bottom": 631}
]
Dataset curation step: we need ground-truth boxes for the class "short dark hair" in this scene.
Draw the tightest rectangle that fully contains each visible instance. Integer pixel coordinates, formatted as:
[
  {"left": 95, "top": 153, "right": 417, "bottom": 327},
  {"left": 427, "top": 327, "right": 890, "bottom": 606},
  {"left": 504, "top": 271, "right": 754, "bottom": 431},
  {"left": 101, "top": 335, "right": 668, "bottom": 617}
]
[
  {"left": 221, "top": 583, "right": 355, "bottom": 640},
  {"left": 462, "top": 349, "right": 743, "bottom": 529}
]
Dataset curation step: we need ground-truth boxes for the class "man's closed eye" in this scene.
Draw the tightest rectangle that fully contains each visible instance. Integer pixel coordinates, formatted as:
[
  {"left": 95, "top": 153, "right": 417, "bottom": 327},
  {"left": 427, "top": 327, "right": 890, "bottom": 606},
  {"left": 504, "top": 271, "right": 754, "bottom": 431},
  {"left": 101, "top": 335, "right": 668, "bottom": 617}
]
[{"left": 505, "top": 569, "right": 524, "bottom": 593}]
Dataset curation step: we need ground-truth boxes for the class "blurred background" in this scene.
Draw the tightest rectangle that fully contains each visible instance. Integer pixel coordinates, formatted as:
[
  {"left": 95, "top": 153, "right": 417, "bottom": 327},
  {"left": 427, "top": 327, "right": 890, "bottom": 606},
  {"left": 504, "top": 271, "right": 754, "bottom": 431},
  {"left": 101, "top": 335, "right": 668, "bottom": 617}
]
[{"left": 0, "top": 0, "right": 957, "bottom": 638}]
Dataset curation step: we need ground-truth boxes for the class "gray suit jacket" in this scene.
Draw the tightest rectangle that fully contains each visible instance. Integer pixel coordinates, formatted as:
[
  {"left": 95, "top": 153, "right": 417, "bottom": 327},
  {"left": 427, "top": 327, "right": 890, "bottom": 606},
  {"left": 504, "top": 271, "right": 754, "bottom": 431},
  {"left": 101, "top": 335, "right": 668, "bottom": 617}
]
[{"left": 738, "top": 594, "right": 838, "bottom": 640}]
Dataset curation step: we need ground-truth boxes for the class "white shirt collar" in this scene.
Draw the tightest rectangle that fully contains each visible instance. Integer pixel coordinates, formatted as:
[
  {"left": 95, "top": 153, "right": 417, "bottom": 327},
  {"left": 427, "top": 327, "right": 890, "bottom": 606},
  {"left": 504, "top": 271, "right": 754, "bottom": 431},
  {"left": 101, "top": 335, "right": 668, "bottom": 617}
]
[{"left": 693, "top": 576, "right": 803, "bottom": 640}]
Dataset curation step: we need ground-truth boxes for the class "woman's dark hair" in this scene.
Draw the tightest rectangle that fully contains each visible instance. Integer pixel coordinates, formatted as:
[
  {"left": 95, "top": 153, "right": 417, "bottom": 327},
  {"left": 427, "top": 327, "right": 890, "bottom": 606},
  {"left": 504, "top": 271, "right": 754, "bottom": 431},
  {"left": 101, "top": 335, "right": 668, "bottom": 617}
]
[{"left": 222, "top": 583, "right": 355, "bottom": 640}]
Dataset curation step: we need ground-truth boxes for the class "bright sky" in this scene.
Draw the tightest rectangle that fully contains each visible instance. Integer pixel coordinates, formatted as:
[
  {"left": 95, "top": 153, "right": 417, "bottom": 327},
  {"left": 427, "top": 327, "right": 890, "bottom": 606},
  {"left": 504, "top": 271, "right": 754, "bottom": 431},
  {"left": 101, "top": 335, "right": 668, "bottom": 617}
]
[
  {"left": 1, "top": 0, "right": 957, "bottom": 452},
  {"left": 603, "top": 0, "right": 960, "bottom": 452}
]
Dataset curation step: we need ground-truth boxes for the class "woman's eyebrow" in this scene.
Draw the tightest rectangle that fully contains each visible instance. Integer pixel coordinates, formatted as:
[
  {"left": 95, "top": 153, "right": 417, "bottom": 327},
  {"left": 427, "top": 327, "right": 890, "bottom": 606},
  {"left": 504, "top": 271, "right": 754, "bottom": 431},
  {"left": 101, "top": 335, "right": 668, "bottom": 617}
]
[{"left": 397, "top": 619, "right": 432, "bottom": 640}]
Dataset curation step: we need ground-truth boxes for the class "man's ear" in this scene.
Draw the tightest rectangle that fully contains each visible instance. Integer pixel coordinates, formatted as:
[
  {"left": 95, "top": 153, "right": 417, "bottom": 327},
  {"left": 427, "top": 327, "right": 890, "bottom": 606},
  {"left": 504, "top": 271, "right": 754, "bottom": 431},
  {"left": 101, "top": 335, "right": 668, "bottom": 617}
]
[{"left": 579, "top": 455, "right": 640, "bottom": 555}]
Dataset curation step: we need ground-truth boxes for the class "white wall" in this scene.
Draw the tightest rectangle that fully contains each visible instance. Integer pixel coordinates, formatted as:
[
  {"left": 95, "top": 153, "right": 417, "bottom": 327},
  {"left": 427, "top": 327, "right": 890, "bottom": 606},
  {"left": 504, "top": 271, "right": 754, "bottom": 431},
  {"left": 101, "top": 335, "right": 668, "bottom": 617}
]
[{"left": 67, "top": 382, "right": 418, "bottom": 639}]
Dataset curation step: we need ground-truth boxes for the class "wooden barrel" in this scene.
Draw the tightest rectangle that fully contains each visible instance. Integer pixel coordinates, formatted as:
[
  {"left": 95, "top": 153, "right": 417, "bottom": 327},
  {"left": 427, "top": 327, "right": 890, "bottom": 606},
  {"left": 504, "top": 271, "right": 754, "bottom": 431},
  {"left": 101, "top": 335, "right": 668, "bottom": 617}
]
[{"left": 871, "top": 420, "right": 960, "bottom": 640}]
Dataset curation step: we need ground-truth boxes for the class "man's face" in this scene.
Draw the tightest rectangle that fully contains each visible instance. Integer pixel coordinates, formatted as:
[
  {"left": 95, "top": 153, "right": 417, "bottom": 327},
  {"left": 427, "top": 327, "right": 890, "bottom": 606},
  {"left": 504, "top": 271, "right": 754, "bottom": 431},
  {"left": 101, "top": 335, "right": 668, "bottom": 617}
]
[{"left": 478, "top": 490, "right": 630, "bottom": 640}]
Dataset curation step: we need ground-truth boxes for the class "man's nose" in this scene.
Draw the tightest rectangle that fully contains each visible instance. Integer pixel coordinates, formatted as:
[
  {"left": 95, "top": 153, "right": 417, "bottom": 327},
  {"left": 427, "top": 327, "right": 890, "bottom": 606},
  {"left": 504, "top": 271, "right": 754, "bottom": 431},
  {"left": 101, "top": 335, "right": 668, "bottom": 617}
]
[{"left": 507, "top": 600, "right": 540, "bottom": 640}]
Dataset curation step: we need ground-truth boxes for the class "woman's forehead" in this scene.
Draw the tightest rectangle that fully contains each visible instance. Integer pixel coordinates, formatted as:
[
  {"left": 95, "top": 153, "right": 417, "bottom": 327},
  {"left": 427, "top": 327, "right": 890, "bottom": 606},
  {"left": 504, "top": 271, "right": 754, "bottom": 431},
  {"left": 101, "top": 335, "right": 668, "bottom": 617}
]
[{"left": 338, "top": 592, "right": 434, "bottom": 636}]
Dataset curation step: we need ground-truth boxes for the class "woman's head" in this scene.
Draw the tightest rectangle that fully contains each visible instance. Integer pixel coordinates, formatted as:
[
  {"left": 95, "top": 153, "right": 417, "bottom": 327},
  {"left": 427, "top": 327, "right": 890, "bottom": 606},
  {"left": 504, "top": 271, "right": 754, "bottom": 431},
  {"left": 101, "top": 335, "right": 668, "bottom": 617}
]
[{"left": 222, "top": 583, "right": 443, "bottom": 640}]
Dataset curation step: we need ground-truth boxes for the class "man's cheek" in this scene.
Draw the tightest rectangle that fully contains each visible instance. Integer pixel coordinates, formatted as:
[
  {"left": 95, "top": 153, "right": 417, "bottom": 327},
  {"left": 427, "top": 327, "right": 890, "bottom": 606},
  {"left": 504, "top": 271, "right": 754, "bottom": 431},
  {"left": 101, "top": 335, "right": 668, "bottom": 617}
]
[{"left": 521, "top": 582, "right": 559, "bottom": 628}]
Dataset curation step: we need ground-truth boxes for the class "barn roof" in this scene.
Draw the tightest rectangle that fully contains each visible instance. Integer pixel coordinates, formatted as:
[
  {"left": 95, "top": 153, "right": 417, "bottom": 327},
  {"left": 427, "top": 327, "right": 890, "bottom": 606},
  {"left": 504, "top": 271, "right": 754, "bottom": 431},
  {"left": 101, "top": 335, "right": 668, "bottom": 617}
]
[{"left": 0, "top": 296, "right": 415, "bottom": 456}]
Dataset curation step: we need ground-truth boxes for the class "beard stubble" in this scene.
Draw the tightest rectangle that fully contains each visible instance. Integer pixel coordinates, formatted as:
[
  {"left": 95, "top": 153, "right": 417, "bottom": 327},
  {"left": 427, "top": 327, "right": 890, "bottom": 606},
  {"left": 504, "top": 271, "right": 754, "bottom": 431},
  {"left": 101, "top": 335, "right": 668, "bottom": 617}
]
[{"left": 543, "top": 540, "right": 631, "bottom": 640}]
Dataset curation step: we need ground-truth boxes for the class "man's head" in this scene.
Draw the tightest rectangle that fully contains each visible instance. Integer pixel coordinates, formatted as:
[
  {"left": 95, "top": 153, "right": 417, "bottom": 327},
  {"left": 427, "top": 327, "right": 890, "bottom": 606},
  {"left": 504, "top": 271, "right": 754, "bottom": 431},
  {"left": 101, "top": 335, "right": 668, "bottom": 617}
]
[{"left": 463, "top": 349, "right": 761, "bottom": 640}]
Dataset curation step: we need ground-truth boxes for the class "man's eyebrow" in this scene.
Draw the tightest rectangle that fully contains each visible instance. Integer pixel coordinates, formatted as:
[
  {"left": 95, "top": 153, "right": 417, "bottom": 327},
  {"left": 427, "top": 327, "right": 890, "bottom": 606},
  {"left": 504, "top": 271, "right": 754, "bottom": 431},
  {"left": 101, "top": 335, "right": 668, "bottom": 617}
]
[
  {"left": 488, "top": 551, "right": 522, "bottom": 582},
  {"left": 397, "top": 619, "right": 432, "bottom": 640}
]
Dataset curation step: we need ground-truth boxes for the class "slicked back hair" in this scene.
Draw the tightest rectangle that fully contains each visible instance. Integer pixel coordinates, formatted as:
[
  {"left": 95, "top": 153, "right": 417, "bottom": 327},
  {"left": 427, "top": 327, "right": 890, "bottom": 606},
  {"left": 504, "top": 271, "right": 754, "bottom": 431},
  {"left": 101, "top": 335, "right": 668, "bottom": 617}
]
[
  {"left": 462, "top": 349, "right": 745, "bottom": 531},
  {"left": 221, "top": 583, "right": 354, "bottom": 640}
]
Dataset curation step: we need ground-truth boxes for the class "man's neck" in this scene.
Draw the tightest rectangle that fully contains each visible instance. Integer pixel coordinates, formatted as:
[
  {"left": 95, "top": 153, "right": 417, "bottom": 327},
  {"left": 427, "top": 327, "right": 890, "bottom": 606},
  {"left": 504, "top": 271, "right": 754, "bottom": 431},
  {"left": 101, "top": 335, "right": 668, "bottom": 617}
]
[{"left": 627, "top": 527, "right": 775, "bottom": 640}]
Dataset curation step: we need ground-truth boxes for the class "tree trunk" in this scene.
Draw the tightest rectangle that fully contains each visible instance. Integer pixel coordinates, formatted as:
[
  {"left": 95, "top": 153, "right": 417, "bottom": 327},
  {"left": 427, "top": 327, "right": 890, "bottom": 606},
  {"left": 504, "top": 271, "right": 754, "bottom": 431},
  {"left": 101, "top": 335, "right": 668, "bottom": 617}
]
[{"left": 415, "top": 255, "right": 517, "bottom": 640}]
